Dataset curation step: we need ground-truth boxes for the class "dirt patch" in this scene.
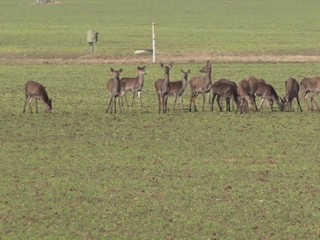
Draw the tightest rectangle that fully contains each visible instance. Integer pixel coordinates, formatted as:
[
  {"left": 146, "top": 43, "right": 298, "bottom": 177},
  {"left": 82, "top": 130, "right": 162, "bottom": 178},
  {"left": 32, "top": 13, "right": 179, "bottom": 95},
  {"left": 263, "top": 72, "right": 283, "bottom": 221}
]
[{"left": 1, "top": 53, "right": 320, "bottom": 65}]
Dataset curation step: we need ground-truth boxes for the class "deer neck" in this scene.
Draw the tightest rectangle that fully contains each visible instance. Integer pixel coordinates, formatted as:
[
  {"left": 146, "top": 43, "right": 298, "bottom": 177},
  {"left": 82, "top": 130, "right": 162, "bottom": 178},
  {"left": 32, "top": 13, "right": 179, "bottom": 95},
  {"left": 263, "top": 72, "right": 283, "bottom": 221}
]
[
  {"left": 138, "top": 73, "right": 145, "bottom": 86},
  {"left": 205, "top": 69, "right": 212, "bottom": 89},
  {"left": 182, "top": 77, "right": 188, "bottom": 90},
  {"left": 162, "top": 72, "right": 170, "bottom": 93}
]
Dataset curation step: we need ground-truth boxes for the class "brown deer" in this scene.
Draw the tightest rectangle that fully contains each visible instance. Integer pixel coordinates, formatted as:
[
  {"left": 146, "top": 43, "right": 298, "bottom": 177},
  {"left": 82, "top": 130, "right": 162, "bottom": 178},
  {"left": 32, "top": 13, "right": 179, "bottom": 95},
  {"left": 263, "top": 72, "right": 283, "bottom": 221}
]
[
  {"left": 299, "top": 77, "right": 320, "bottom": 111},
  {"left": 23, "top": 80, "right": 52, "bottom": 114},
  {"left": 246, "top": 76, "right": 268, "bottom": 110},
  {"left": 211, "top": 79, "right": 239, "bottom": 112},
  {"left": 106, "top": 68, "right": 123, "bottom": 114},
  {"left": 189, "top": 61, "right": 212, "bottom": 112},
  {"left": 283, "top": 78, "right": 303, "bottom": 112},
  {"left": 254, "top": 82, "right": 284, "bottom": 111},
  {"left": 167, "top": 69, "right": 191, "bottom": 110},
  {"left": 237, "top": 79, "right": 257, "bottom": 113},
  {"left": 154, "top": 63, "right": 172, "bottom": 113},
  {"left": 120, "top": 66, "right": 146, "bottom": 107}
]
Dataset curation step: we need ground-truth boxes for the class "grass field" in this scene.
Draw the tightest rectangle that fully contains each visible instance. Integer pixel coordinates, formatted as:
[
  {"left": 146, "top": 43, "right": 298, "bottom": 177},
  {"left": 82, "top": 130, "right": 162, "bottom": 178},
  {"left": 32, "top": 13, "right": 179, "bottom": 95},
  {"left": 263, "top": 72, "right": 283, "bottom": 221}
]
[
  {"left": 1, "top": 0, "right": 320, "bottom": 58},
  {"left": 1, "top": 0, "right": 320, "bottom": 239}
]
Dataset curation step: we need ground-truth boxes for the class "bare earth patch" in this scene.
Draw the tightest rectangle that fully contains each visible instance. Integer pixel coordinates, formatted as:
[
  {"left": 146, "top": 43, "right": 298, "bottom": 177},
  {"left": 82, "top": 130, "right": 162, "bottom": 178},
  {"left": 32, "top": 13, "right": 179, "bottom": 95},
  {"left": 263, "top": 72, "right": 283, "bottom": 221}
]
[{"left": 1, "top": 53, "right": 320, "bottom": 65}]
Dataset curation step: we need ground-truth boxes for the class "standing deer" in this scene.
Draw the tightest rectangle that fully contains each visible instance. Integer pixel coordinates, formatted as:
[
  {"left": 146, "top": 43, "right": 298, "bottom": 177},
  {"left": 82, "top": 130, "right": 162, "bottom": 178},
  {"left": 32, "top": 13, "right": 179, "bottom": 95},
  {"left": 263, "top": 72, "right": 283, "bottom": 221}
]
[
  {"left": 189, "top": 61, "right": 212, "bottom": 112},
  {"left": 120, "top": 66, "right": 146, "bottom": 107},
  {"left": 299, "top": 77, "right": 320, "bottom": 111},
  {"left": 283, "top": 78, "right": 303, "bottom": 112},
  {"left": 167, "top": 69, "right": 191, "bottom": 110},
  {"left": 155, "top": 63, "right": 172, "bottom": 113},
  {"left": 255, "top": 82, "right": 284, "bottom": 111},
  {"left": 106, "top": 68, "right": 123, "bottom": 114},
  {"left": 23, "top": 80, "right": 52, "bottom": 114},
  {"left": 211, "top": 79, "right": 239, "bottom": 112}
]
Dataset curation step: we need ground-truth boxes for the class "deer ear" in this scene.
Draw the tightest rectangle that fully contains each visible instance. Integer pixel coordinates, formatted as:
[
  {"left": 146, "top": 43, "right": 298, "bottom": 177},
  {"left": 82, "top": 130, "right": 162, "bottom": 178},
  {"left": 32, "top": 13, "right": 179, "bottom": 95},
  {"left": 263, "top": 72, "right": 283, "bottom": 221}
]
[
  {"left": 110, "top": 68, "right": 114, "bottom": 72},
  {"left": 180, "top": 69, "right": 184, "bottom": 73},
  {"left": 160, "top": 63, "right": 164, "bottom": 68},
  {"left": 142, "top": 66, "right": 145, "bottom": 70},
  {"left": 119, "top": 68, "right": 123, "bottom": 73}
]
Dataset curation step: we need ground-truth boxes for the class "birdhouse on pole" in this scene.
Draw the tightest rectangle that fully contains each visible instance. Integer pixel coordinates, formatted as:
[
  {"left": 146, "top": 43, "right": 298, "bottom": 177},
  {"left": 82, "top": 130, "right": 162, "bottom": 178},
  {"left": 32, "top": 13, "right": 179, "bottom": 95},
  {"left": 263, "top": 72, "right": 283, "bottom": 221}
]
[{"left": 87, "top": 30, "right": 99, "bottom": 55}]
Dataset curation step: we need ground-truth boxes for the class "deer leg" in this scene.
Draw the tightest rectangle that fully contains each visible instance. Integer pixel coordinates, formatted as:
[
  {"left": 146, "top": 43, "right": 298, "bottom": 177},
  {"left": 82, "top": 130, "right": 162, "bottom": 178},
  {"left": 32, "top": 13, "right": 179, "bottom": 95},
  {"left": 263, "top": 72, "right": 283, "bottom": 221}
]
[
  {"left": 211, "top": 93, "right": 217, "bottom": 111},
  {"left": 303, "top": 92, "right": 311, "bottom": 110},
  {"left": 202, "top": 93, "right": 206, "bottom": 112},
  {"left": 217, "top": 95, "right": 223, "bottom": 111},
  {"left": 173, "top": 94, "right": 177, "bottom": 110},
  {"left": 258, "top": 98, "right": 266, "bottom": 111},
  {"left": 311, "top": 94, "right": 320, "bottom": 111},
  {"left": 118, "top": 96, "right": 122, "bottom": 113},
  {"left": 180, "top": 95, "right": 183, "bottom": 110},
  {"left": 164, "top": 95, "right": 169, "bottom": 113},
  {"left": 296, "top": 97, "right": 303, "bottom": 112},
  {"left": 35, "top": 99, "right": 39, "bottom": 113},
  {"left": 252, "top": 95, "right": 258, "bottom": 111},
  {"left": 106, "top": 96, "right": 113, "bottom": 113},
  {"left": 226, "top": 97, "right": 231, "bottom": 112},
  {"left": 158, "top": 94, "right": 163, "bottom": 114},
  {"left": 138, "top": 91, "right": 143, "bottom": 107},
  {"left": 189, "top": 93, "right": 194, "bottom": 111},
  {"left": 114, "top": 96, "right": 117, "bottom": 114},
  {"left": 23, "top": 96, "right": 28, "bottom": 113},
  {"left": 28, "top": 97, "right": 33, "bottom": 114},
  {"left": 131, "top": 92, "right": 136, "bottom": 107}
]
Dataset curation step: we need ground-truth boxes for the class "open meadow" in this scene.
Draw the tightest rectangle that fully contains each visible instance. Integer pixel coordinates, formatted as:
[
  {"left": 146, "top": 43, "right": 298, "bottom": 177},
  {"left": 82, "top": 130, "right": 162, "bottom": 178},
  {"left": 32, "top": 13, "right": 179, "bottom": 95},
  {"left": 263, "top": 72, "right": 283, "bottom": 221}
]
[{"left": 1, "top": 0, "right": 320, "bottom": 239}]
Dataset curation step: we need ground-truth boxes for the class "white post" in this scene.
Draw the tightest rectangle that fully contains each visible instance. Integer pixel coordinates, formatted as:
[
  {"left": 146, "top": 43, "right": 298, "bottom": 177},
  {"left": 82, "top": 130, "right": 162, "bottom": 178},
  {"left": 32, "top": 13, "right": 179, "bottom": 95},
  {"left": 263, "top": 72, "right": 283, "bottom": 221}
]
[{"left": 152, "top": 22, "right": 156, "bottom": 64}]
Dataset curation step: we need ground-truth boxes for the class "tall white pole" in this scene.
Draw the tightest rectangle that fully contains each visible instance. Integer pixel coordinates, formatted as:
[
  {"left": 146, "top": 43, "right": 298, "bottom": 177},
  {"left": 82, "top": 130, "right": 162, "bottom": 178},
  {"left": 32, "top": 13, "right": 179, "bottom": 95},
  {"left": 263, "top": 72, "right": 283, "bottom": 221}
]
[{"left": 152, "top": 22, "right": 156, "bottom": 63}]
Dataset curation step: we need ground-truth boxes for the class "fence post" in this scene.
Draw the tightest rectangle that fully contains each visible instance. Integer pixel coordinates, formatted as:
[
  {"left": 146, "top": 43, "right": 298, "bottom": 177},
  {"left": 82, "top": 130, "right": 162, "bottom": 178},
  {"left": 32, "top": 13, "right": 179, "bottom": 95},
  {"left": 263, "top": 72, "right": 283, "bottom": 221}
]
[{"left": 152, "top": 22, "right": 156, "bottom": 63}]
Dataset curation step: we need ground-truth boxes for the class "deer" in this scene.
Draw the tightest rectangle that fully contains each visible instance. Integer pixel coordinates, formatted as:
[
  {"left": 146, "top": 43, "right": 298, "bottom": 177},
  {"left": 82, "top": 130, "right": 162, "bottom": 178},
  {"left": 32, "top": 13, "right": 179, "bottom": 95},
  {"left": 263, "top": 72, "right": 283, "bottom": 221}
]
[
  {"left": 120, "top": 66, "right": 146, "bottom": 107},
  {"left": 106, "top": 68, "right": 123, "bottom": 114},
  {"left": 154, "top": 63, "right": 172, "bottom": 113},
  {"left": 299, "top": 77, "right": 320, "bottom": 111},
  {"left": 254, "top": 82, "right": 284, "bottom": 111},
  {"left": 283, "top": 78, "right": 303, "bottom": 112},
  {"left": 246, "top": 76, "right": 268, "bottom": 110},
  {"left": 189, "top": 61, "right": 212, "bottom": 112},
  {"left": 23, "top": 80, "right": 52, "bottom": 114},
  {"left": 237, "top": 79, "right": 257, "bottom": 113},
  {"left": 166, "top": 69, "right": 191, "bottom": 110},
  {"left": 211, "top": 79, "right": 239, "bottom": 112}
]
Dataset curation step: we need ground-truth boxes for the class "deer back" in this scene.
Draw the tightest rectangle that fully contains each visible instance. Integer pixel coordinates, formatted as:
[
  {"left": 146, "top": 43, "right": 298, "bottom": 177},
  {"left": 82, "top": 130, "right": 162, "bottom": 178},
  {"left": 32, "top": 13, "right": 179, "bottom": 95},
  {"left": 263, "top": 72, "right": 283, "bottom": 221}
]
[{"left": 246, "top": 76, "right": 266, "bottom": 94}]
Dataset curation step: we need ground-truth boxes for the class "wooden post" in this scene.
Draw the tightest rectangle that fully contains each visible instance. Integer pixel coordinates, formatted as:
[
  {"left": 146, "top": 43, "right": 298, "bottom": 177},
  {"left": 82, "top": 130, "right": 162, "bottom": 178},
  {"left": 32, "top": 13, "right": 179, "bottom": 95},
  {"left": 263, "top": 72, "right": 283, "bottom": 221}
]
[{"left": 152, "top": 22, "right": 156, "bottom": 64}]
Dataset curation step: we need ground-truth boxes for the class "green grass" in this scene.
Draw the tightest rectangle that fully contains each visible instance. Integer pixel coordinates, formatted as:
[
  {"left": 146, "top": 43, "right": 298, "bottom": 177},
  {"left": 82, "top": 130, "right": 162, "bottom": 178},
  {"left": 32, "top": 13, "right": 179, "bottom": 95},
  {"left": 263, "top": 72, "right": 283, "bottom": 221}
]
[
  {"left": 1, "top": 0, "right": 320, "bottom": 238},
  {"left": 1, "top": 63, "right": 320, "bottom": 239},
  {"left": 1, "top": 0, "right": 320, "bottom": 58}
]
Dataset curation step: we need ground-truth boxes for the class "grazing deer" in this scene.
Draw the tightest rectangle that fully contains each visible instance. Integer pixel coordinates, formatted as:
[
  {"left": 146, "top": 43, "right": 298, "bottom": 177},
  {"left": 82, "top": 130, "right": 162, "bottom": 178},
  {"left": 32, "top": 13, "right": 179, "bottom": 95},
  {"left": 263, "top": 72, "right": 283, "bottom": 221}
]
[
  {"left": 299, "top": 77, "right": 320, "bottom": 111},
  {"left": 154, "top": 63, "right": 172, "bottom": 113},
  {"left": 237, "top": 79, "right": 256, "bottom": 113},
  {"left": 106, "top": 68, "right": 123, "bottom": 114},
  {"left": 120, "top": 66, "right": 146, "bottom": 107},
  {"left": 254, "top": 82, "right": 284, "bottom": 111},
  {"left": 167, "top": 69, "right": 191, "bottom": 110},
  {"left": 246, "top": 76, "right": 268, "bottom": 110},
  {"left": 23, "top": 80, "right": 52, "bottom": 114},
  {"left": 189, "top": 61, "right": 212, "bottom": 112},
  {"left": 283, "top": 78, "right": 303, "bottom": 112},
  {"left": 211, "top": 79, "right": 239, "bottom": 112}
]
